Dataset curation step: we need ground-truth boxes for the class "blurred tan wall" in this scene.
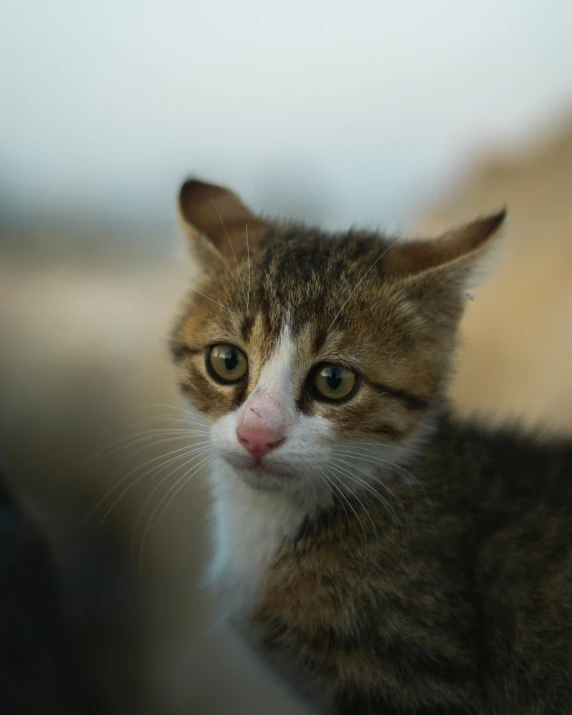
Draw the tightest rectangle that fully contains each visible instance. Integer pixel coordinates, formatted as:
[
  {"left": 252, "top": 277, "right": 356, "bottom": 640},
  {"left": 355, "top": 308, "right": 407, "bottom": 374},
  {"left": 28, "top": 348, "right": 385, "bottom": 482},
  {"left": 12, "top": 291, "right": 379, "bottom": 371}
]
[{"left": 414, "top": 119, "right": 572, "bottom": 432}]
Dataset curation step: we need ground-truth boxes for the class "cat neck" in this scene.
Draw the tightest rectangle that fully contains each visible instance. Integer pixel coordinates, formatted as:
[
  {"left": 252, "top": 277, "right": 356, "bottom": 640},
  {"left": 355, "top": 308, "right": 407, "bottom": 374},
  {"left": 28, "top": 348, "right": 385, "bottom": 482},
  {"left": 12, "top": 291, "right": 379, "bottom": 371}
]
[{"left": 206, "top": 457, "right": 311, "bottom": 627}]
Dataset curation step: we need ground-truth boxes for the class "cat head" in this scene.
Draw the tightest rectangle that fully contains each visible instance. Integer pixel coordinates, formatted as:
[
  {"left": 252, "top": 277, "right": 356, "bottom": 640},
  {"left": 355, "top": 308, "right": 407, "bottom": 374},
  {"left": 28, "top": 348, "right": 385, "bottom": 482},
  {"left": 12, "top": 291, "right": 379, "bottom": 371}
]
[{"left": 172, "top": 179, "right": 505, "bottom": 500}]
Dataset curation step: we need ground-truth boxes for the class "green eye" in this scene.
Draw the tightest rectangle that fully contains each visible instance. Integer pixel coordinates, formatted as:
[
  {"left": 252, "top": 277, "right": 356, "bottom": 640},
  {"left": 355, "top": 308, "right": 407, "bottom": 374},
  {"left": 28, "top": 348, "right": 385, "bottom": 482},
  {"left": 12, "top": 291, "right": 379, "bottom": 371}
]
[
  {"left": 312, "top": 364, "right": 358, "bottom": 401},
  {"left": 207, "top": 344, "right": 248, "bottom": 383}
]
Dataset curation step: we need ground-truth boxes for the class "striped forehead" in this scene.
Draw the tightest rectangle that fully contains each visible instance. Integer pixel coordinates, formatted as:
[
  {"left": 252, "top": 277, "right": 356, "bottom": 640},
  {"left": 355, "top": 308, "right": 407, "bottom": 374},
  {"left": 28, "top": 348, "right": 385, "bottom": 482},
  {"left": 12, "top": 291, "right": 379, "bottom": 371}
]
[
  {"left": 236, "top": 313, "right": 325, "bottom": 393},
  {"left": 201, "top": 305, "right": 351, "bottom": 410}
]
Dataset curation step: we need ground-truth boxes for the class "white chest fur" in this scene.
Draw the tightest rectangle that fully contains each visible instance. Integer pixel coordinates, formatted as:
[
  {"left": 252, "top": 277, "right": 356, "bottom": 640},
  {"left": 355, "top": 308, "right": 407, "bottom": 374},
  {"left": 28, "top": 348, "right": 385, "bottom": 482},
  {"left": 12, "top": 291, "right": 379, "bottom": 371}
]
[{"left": 206, "top": 458, "right": 307, "bottom": 626}]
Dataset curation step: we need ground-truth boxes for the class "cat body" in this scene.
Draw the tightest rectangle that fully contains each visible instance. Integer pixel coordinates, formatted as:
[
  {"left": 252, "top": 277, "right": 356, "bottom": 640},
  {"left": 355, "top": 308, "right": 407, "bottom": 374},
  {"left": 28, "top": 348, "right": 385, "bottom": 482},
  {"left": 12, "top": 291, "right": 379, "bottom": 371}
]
[
  {"left": 172, "top": 179, "right": 572, "bottom": 714},
  {"left": 207, "top": 411, "right": 572, "bottom": 714},
  {"left": 252, "top": 415, "right": 572, "bottom": 714}
]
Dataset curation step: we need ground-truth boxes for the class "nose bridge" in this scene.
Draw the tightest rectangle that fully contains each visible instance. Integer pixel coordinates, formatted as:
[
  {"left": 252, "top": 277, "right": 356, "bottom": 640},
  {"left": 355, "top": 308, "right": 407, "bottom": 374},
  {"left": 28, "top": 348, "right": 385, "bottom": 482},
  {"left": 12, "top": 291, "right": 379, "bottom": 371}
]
[
  {"left": 239, "top": 388, "right": 287, "bottom": 433},
  {"left": 238, "top": 319, "right": 297, "bottom": 434}
]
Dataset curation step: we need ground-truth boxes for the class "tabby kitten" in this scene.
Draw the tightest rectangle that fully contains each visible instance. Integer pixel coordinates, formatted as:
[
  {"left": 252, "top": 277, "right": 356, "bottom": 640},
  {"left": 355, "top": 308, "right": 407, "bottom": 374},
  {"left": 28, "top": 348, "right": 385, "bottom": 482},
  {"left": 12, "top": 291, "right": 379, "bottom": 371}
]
[{"left": 171, "top": 179, "right": 572, "bottom": 715}]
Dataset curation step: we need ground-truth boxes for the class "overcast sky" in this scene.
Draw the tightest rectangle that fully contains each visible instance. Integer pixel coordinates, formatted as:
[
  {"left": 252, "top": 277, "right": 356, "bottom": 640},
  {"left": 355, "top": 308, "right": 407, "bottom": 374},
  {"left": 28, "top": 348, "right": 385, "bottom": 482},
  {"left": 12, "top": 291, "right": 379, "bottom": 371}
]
[{"left": 1, "top": 0, "right": 572, "bottom": 232}]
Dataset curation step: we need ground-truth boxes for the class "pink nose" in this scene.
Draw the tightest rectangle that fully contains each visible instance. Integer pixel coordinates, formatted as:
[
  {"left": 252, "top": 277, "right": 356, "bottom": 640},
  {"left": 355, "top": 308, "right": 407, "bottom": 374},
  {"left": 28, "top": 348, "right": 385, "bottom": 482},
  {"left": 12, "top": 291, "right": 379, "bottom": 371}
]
[{"left": 237, "top": 426, "right": 286, "bottom": 458}]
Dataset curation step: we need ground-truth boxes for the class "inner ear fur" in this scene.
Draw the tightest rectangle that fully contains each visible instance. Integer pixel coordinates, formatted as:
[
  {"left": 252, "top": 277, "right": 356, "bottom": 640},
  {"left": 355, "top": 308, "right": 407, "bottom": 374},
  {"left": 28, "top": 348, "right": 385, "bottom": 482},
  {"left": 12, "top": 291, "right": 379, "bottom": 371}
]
[
  {"left": 390, "top": 210, "right": 507, "bottom": 326},
  {"left": 384, "top": 210, "right": 506, "bottom": 279}
]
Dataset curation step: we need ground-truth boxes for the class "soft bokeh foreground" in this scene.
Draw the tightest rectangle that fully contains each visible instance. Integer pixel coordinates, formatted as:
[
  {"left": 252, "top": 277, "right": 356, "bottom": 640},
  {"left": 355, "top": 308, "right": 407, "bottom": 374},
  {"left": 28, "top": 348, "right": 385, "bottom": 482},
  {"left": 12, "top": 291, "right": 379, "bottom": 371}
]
[{"left": 1, "top": 119, "right": 572, "bottom": 712}]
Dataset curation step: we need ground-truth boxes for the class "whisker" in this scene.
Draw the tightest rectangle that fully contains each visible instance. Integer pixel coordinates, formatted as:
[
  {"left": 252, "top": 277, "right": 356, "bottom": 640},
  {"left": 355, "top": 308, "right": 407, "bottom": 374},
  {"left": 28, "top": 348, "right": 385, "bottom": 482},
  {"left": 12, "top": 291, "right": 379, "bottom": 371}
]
[
  {"left": 338, "top": 476, "right": 381, "bottom": 567},
  {"left": 328, "top": 236, "right": 401, "bottom": 331},
  {"left": 245, "top": 224, "right": 251, "bottom": 317},
  {"left": 131, "top": 447, "right": 212, "bottom": 556},
  {"left": 329, "top": 456, "right": 400, "bottom": 523},
  {"left": 322, "top": 469, "right": 366, "bottom": 545},
  {"left": 190, "top": 286, "right": 238, "bottom": 318},
  {"left": 331, "top": 447, "right": 416, "bottom": 482},
  {"left": 134, "top": 403, "right": 213, "bottom": 422},
  {"left": 99, "top": 443, "right": 210, "bottom": 523},
  {"left": 122, "top": 415, "right": 212, "bottom": 432},
  {"left": 341, "top": 438, "right": 437, "bottom": 467},
  {"left": 138, "top": 454, "right": 213, "bottom": 565},
  {"left": 211, "top": 200, "right": 249, "bottom": 312},
  {"left": 86, "top": 405, "right": 212, "bottom": 463},
  {"left": 331, "top": 447, "right": 427, "bottom": 529},
  {"left": 152, "top": 454, "right": 212, "bottom": 531},
  {"left": 328, "top": 457, "right": 404, "bottom": 548},
  {"left": 83, "top": 440, "right": 210, "bottom": 523},
  {"left": 326, "top": 469, "right": 371, "bottom": 575},
  {"left": 317, "top": 468, "right": 350, "bottom": 534},
  {"left": 330, "top": 447, "right": 415, "bottom": 505},
  {"left": 92, "top": 429, "right": 211, "bottom": 462},
  {"left": 307, "top": 468, "right": 318, "bottom": 512}
]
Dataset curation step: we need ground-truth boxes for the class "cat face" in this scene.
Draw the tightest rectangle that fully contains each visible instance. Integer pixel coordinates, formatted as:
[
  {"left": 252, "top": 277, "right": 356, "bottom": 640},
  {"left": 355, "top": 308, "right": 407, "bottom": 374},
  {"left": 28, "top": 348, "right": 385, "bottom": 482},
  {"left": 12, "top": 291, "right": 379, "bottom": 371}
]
[{"left": 172, "top": 180, "right": 504, "bottom": 499}]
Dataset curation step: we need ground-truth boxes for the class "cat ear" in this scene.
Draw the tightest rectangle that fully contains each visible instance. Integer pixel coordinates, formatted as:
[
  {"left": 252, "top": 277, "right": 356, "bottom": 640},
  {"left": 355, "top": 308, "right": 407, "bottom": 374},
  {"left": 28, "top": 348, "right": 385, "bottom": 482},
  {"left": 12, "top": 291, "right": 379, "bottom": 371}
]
[
  {"left": 388, "top": 210, "right": 507, "bottom": 325},
  {"left": 178, "top": 179, "right": 269, "bottom": 270},
  {"left": 385, "top": 211, "right": 506, "bottom": 279}
]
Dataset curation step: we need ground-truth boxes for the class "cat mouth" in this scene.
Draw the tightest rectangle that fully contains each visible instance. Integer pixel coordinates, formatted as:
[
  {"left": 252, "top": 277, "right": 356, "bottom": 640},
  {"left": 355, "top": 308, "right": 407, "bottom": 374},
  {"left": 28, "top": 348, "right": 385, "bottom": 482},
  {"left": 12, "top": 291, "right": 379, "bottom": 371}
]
[
  {"left": 237, "top": 466, "right": 296, "bottom": 491},
  {"left": 240, "top": 461, "right": 293, "bottom": 479},
  {"left": 224, "top": 455, "right": 297, "bottom": 488},
  {"left": 249, "top": 461, "right": 292, "bottom": 477},
  {"left": 218, "top": 448, "right": 300, "bottom": 488},
  {"left": 222, "top": 450, "right": 285, "bottom": 473}
]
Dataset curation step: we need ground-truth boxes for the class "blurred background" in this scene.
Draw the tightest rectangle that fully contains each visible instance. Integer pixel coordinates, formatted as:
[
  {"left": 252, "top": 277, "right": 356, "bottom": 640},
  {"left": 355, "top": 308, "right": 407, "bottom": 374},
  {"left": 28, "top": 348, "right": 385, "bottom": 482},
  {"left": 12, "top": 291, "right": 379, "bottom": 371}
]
[{"left": 1, "top": 1, "right": 572, "bottom": 713}]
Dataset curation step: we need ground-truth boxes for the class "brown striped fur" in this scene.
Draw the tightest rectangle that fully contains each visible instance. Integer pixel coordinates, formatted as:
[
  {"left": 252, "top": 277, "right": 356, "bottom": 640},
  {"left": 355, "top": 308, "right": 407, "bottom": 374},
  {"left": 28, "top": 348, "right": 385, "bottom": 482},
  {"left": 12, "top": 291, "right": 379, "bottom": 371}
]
[{"left": 171, "top": 179, "right": 572, "bottom": 714}]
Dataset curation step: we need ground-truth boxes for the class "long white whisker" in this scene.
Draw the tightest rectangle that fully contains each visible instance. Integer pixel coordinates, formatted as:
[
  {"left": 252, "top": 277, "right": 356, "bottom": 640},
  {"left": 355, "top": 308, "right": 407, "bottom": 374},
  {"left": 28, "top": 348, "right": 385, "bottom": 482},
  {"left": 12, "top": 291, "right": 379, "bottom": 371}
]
[
  {"left": 329, "top": 457, "right": 402, "bottom": 543},
  {"left": 190, "top": 286, "right": 237, "bottom": 318},
  {"left": 329, "top": 456, "right": 399, "bottom": 516},
  {"left": 330, "top": 448, "right": 415, "bottom": 508},
  {"left": 340, "top": 438, "right": 436, "bottom": 465},
  {"left": 245, "top": 224, "right": 251, "bottom": 317},
  {"left": 132, "top": 404, "right": 213, "bottom": 423},
  {"left": 331, "top": 447, "right": 416, "bottom": 482},
  {"left": 131, "top": 447, "right": 212, "bottom": 556},
  {"left": 99, "top": 443, "right": 210, "bottom": 523},
  {"left": 322, "top": 468, "right": 366, "bottom": 547},
  {"left": 123, "top": 415, "right": 212, "bottom": 432},
  {"left": 93, "top": 429, "right": 211, "bottom": 462},
  {"left": 330, "top": 448, "right": 422, "bottom": 540},
  {"left": 328, "top": 462, "right": 378, "bottom": 525},
  {"left": 317, "top": 468, "right": 350, "bottom": 534},
  {"left": 84, "top": 440, "right": 210, "bottom": 523},
  {"left": 212, "top": 200, "right": 239, "bottom": 269},
  {"left": 211, "top": 200, "right": 249, "bottom": 312},
  {"left": 153, "top": 454, "right": 212, "bottom": 531},
  {"left": 326, "top": 469, "right": 370, "bottom": 575},
  {"left": 328, "top": 236, "right": 401, "bottom": 331},
  {"left": 139, "top": 454, "right": 213, "bottom": 565}
]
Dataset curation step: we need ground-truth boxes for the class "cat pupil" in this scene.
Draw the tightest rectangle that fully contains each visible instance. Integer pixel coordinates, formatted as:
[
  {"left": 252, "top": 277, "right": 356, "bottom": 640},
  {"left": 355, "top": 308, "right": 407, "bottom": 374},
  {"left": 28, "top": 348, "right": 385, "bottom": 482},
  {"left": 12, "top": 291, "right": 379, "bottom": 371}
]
[
  {"left": 224, "top": 349, "right": 239, "bottom": 371},
  {"left": 326, "top": 367, "right": 342, "bottom": 390}
]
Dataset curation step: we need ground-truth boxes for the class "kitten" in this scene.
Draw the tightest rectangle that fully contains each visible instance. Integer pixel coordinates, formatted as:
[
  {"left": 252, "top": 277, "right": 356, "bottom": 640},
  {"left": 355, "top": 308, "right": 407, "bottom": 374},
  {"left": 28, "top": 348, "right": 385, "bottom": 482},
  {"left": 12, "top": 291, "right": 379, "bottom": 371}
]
[{"left": 171, "top": 179, "right": 572, "bottom": 714}]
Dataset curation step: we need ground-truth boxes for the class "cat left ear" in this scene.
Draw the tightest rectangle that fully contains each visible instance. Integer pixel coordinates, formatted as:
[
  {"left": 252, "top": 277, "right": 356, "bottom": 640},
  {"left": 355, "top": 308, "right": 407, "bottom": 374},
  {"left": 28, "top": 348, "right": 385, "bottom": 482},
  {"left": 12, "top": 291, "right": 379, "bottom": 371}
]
[{"left": 178, "top": 179, "right": 270, "bottom": 270}]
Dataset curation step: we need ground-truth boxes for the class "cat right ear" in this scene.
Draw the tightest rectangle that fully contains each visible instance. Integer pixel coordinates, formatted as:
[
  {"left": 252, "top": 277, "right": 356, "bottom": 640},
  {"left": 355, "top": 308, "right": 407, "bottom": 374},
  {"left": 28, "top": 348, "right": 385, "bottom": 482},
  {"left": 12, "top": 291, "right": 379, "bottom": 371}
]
[
  {"left": 385, "top": 210, "right": 507, "bottom": 327},
  {"left": 178, "top": 179, "right": 269, "bottom": 271}
]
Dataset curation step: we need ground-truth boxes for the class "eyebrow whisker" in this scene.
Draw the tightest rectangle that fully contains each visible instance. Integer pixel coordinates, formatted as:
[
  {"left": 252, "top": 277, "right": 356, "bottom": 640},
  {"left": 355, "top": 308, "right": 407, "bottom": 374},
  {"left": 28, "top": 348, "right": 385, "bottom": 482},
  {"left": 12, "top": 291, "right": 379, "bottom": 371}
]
[
  {"left": 211, "top": 199, "right": 250, "bottom": 314},
  {"left": 328, "top": 236, "right": 401, "bottom": 331}
]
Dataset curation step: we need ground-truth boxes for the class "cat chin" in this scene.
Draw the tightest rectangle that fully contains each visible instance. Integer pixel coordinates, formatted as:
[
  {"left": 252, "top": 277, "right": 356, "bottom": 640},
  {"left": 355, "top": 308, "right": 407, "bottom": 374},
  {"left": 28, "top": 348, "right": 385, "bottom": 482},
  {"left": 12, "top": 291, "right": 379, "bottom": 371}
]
[{"left": 229, "top": 462, "right": 303, "bottom": 493}]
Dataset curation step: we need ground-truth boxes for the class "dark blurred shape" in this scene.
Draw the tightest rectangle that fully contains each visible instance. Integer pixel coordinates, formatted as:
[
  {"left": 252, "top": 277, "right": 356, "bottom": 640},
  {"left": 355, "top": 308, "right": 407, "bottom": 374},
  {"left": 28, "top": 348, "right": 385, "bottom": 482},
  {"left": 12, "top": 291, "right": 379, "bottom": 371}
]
[{"left": 0, "top": 461, "right": 103, "bottom": 714}]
